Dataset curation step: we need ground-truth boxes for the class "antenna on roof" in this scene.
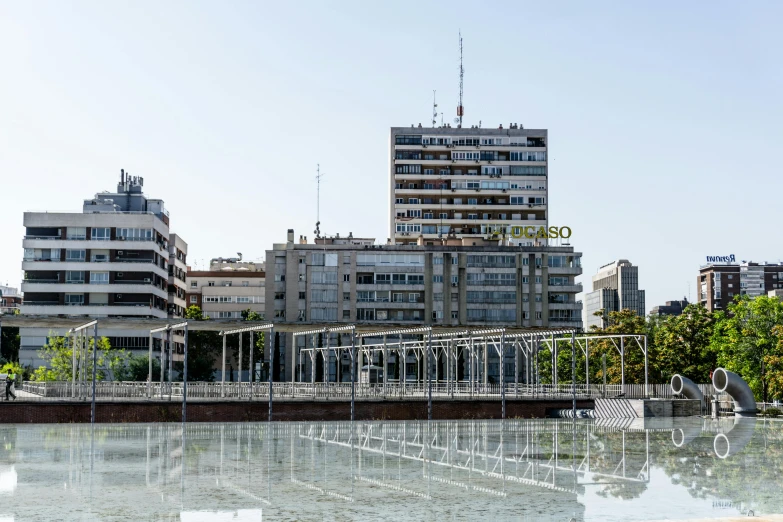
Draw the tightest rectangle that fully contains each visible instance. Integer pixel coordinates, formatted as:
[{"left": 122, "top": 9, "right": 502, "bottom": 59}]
[
  {"left": 314, "top": 164, "right": 323, "bottom": 238},
  {"left": 457, "top": 31, "right": 464, "bottom": 128},
  {"left": 432, "top": 90, "right": 438, "bottom": 128}
]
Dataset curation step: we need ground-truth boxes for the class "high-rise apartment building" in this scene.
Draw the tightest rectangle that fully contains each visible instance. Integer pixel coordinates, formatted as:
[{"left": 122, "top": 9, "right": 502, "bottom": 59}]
[
  {"left": 19, "top": 171, "right": 186, "bottom": 366},
  {"left": 266, "top": 229, "right": 582, "bottom": 381},
  {"left": 390, "top": 125, "right": 547, "bottom": 245},
  {"left": 584, "top": 260, "right": 645, "bottom": 329},
  {"left": 698, "top": 261, "right": 783, "bottom": 312},
  {"left": 186, "top": 256, "right": 266, "bottom": 320}
]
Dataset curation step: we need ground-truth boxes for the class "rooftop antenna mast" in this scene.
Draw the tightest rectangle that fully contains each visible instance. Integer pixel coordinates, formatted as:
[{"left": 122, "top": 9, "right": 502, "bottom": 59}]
[
  {"left": 314, "top": 164, "right": 323, "bottom": 238},
  {"left": 432, "top": 90, "right": 438, "bottom": 127},
  {"left": 457, "top": 31, "right": 464, "bottom": 128}
]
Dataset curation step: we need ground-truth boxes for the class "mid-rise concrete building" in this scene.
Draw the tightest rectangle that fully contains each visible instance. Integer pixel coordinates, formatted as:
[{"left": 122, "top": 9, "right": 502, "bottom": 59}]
[
  {"left": 390, "top": 125, "right": 548, "bottom": 245},
  {"left": 19, "top": 170, "right": 187, "bottom": 366},
  {"left": 186, "top": 256, "right": 265, "bottom": 320},
  {"left": 266, "top": 229, "right": 582, "bottom": 381},
  {"left": 584, "top": 260, "right": 645, "bottom": 329},
  {"left": 698, "top": 261, "right": 783, "bottom": 312}
]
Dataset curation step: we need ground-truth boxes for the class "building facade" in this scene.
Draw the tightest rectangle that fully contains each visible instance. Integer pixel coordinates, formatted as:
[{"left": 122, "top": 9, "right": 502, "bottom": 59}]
[
  {"left": 186, "top": 257, "right": 265, "bottom": 320},
  {"left": 650, "top": 298, "right": 688, "bottom": 316},
  {"left": 390, "top": 125, "right": 548, "bottom": 245},
  {"left": 698, "top": 261, "right": 783, "bottom": 312},
  {"left": 584, "top": 260, "right": 645, "bottom": 329},
  {"left": 0, "top": 286, "right": 22, "bottom": 315},
  {"left": 266, "top": 229, "right": 582, "bottom": 382},
  {"left": 19, "top": 171, "right": 186, "bottom": 366}
]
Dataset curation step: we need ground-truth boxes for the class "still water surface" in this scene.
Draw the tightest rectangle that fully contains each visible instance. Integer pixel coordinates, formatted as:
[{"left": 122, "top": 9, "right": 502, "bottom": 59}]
[{"left": 0, "top": 418, "right": 778, "bottom": 521}]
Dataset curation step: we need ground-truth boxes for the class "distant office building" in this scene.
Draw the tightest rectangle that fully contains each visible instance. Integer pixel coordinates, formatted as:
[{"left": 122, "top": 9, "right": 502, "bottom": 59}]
[
  {"left": 584, "top": 260, "right": 645, "bottom": 329},
  {"left": 186, "top": 256, "right": 266, "bottom": 320},
  {"left": 650, "top": 298, "right": 688, "bottom": 316},
  {"left": 266, "top": 229, "right": 583, "bottom": 382},
  {"left": 19, "top": 170, "right": 187, "bottom": 366},
  {"left": 389, "top": 125, "right": 548, "bottom": 245},
  {"left": 0, "top": 286, "right": 22, "bottom": 315},
  {"left": 698, "top": 260, "right": 783, "bottom": 312}
]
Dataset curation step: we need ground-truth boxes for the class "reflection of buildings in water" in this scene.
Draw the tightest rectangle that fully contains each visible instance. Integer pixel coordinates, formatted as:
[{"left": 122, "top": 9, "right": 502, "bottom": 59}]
[{"left": 1, "top": 419, "right": 778, "bottom": 520}]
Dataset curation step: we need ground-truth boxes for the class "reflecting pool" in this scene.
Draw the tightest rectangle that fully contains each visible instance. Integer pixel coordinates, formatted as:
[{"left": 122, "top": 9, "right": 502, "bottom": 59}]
[{"left": 0, "top": 418, "right": 780, "bottom": 521}]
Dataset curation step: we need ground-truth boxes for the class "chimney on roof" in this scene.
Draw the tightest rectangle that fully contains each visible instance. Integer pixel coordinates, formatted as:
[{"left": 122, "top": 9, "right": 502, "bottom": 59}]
[{"left": 287, "top": 229, "right": 294, "bottom": 244}]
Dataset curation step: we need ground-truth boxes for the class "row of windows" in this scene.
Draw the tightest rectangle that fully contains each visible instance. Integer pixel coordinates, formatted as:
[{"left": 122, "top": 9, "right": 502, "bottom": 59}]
[
  {"left": 467, "top": 309, "right": 516, "bottom": 321},
  {"left": 466, "top": 291, "right": 516, "bottom": 303},
  {"left": 356, "top": 254, "right": 424, "bottom": 266},
  {"left": 466, "top": 255, "right": 516, "bottom": 267}
]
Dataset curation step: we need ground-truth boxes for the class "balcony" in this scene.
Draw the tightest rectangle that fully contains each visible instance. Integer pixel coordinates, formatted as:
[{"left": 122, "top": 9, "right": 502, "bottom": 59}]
[
  {"left": 20, "top": 282, "right": 168, "bottom": 299},
  {"left": 548, "top": 284, "right": 583, "bottom": 293},
  {"left": 20, "top": 303, "right": 168, "bottom": 318}
]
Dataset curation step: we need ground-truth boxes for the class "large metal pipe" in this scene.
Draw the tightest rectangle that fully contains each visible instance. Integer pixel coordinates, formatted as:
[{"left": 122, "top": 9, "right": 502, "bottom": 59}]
[
  {"left": 671, "top": 374, "right": 704, "bottom": 411},
  {"left": 714, "top": 417, "right": 756, "bottom": 459},
  {"left": 712, "top": 368, "right": 757, "bottom": 417}
]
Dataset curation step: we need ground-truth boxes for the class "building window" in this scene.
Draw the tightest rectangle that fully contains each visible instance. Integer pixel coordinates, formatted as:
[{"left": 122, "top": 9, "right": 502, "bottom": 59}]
[
  {"left": 451, "top": 292, "right": 458, "bottom": 301},
  {"left": 190, "top": 281, "right": 197, "bottom": 288},
  {"left": 208, "top": 281, "right": 215, "bottom": 286},
  {"left": 274, "top": 275, "right": 285, "bottom": 282},
  {"left": 343, "top": 292, "right": 350, "bottom": 301},
  {"left": 242, "top": 281, "right": 249, "bottom": 287},
  {"left": 65, "top": 293, "right": 84, "bottom": 305},
  {"left": 535, "top": 294, "right": 542, "bottom": 302},
  {"left": 536, "top": 312, "right": 542, "bottom": 320},
  {"left": 535, "top": 276, "right": 542, "bottom": 283},
  {"left": 65, "top": 271, "right": 85, "bottom": 284},
  {"left": 65, "top": 249, "right": 86, "bottom": 262},
  {"left": 91, "top": 227, "right": 111, "bottom": 241},
  {"left": 343, "top": 274, "right": 350, "bottom": 282},
  {"left": 90, "top": 272, "right": 109, "bottom": 285},
  {"left": 222, "top": 281, "right": 232, "bottom": 287},
  {"left": 452, "top": 257, "right": 458, "bottom": 265},
  {"left": 451, "top": 275, "right": 458, "bottom": 284},
  {"left": 433, "top": 275, "right": 443, "bottom": 283},
  {"left": 66, "top": 227, "right": 87, "bottom": 240},
  {"left": 451, "top": 311, "right": 458, "bottom": 320},
  {"left": 433, "top": 256, "right": 443, "bottom": 265},
  {"left": 189, "top": 296, "right": 197, "bottom": 303},
  {"left": 433, "top": 293, "right": 443, "bottom": 301},
  {"left": 343, "top": 310, "right": 350, "bottom": 319}
]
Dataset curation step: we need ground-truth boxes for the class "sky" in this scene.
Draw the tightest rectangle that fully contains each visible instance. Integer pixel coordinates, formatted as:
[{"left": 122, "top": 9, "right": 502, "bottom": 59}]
[{"left": 1, "top": 0, "right": 781, "bottom": 312}]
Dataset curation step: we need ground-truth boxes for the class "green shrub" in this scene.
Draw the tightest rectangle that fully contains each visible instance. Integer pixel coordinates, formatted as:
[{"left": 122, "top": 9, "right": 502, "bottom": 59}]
[{"left": 763, "top": 407, "right": 782, "bottom": 417}]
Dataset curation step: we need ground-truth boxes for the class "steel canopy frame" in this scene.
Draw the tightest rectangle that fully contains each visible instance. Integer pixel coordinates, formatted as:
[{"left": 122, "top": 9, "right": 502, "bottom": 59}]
[
  {"left": 67, "top": 320, "right": 99, "bottom": 424},
  {"left": 219, "top": 323, "right": 275, "bottom": 418}
]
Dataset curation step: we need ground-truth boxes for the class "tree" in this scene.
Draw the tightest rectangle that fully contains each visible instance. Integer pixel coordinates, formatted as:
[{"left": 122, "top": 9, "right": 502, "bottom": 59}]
[
  {"left": 32, "top": 333, "right": 123, "bottom": 381},
  {"left": 116, "top": 355, "right": 162, "bottom": 382},
  {"left": 711, "top": 295, "right": 783, "bottom": 402},
  {"left": 654, "top": 304, "right": 716, "bottom": 383},
  {"left": 0, "top": 326, "right": 20, "bottom": 363},
  {"left": 587, "top": 308, "right": 649, "bottom": 385}
]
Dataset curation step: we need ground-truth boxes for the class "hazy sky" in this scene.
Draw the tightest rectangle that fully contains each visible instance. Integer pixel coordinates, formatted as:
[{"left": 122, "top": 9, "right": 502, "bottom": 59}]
[{"left": 1, "top": 1, "right": 781, "bottom": 312}]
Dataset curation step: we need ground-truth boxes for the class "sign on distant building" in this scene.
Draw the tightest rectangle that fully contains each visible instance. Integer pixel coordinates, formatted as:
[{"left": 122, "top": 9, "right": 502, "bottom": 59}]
[{"left": 706, "top": 255, "right": 736, "bottom": 263}]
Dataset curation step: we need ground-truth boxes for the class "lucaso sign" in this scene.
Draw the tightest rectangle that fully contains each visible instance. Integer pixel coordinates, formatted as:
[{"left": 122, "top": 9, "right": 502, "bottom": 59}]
[{"left": 501, "top": 225, "right": 572, "bottom": 239}]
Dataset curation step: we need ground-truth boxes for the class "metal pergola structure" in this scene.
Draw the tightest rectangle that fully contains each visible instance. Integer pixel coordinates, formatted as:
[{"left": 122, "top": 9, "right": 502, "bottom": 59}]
[
  {"left": 66, "top": 320, "right": 99, "bottom": 423},
  {"left": 1, "top": 316, "right": 651, "bottom": 421},
  {"left": 219, "top": 323, "right": 275, "bottom": 415},
  {"left": 148, "top": 322, "right": 188, "bottom": 419}
]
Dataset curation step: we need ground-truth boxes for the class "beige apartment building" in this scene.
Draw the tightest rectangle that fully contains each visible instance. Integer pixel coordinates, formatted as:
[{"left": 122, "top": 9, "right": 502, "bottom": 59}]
[
  {"left": 186, "top": 256, "right": 265, "bottom": 320},
  {"left": 390, "top": 125, "right": 548, "bottom": 245}
]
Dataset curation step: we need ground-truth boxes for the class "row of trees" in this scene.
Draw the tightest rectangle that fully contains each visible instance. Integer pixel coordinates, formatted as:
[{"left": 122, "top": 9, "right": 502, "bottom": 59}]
[
  {"left": 570, "top": 294, "right": 783, "bottom": 402},
  {"left": 28, "top": 305, "right": 279, "bottom": 383}
]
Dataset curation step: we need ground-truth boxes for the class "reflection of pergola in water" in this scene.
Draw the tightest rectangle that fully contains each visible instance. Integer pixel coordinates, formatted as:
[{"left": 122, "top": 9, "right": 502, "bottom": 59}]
[{"left": 291, "top": 420, "right": 654, "bottom": 499}]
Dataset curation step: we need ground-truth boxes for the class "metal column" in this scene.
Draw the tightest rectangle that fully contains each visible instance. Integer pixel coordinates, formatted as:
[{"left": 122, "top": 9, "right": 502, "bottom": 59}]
[
  {"left": 167, "top": 328, "right": 172, "bottom": 385},
  {"left": 500, "top": 333, "right": 506, "bottom": 419},
  {"left": 350, "top": 331, "right": 355, "bottom": 421},
  {"left": 183, "top": 325, "right": 188, "bottom": 423},
  {"left": 620, "top": 336, "right": 625, "bottom": 393},
  {"left": 249, "top": 331, "right": 254, "bottom": 400},
  {"left": 147, "top": 333, "right": 153, "bottom": 399},
  {"left": 643, "top": 335, "right": 649, "bottom": 396},
  {"left": 221, "top": 334, "right": 227, "bottom": 398},
  {"left": 238, "top": 332, "right": 243, "bottom": 388},
  {"left": 571, "top": 331, "right": 576, "bottom": 417},
  {"left": 91, "top": 323, "right": 98, "bottom": 425},
  {"left": 268, "top": 328, "right": 274, "bottom": 421},
  {"left": 427, "top": 330, "right": 432, "bottom": 420}
]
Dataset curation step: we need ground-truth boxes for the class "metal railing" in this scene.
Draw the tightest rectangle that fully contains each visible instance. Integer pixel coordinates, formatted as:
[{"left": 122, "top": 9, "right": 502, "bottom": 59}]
[{"left": 18, "top": 381, "right": 713, "bottom": 402}]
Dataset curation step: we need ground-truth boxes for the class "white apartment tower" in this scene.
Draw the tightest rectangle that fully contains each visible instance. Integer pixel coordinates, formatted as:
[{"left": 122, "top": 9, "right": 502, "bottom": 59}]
[
  {"left": 20, "top": 170, "right": 187, "bottom": 366},
  {"left": 390, "top": 125, "right": 547, "bottom": 245}
]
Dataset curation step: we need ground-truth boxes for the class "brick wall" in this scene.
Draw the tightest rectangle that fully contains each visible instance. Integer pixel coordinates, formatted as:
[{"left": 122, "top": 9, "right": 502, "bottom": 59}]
[{"left": 0, "top": 399, "right": 594, "bottom": 423}]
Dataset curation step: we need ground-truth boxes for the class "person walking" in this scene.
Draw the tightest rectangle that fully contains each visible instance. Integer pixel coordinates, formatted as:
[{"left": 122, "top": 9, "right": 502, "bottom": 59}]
[{"left": 5, "top": 374, "right": 16, "bottom": 401}]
